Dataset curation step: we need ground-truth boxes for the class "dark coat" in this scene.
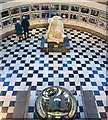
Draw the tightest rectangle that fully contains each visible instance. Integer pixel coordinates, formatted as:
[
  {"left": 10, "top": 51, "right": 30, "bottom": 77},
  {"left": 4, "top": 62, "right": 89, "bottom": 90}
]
[
  {"left": 15, "top": 23, "right": 23, "bottom": 35},
  {"left": 21, "top": 19, "right": 30, "bottom": 31}
]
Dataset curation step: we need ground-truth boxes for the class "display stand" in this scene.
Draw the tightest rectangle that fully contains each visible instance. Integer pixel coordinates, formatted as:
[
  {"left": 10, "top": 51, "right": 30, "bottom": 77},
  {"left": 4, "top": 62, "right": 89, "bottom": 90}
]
[{"left": 41, "top": 37, "right": 70, "bottom": 52}]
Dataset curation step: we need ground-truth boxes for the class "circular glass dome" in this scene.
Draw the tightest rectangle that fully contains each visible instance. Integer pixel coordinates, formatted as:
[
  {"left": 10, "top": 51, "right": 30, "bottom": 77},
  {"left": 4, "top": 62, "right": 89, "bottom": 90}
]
[{"left": 36, "top": 86, "right": 77, "bottom": 120}]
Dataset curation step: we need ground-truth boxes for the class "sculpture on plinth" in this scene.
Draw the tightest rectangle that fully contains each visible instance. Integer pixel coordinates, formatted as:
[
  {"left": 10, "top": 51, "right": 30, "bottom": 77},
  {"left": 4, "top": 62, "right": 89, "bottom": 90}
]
[
  {"left": 41, "top": 16, "right": 70, "bottom": 52},
  {"left": 44, "top": 16, "right": 66, "bottom": 44}
]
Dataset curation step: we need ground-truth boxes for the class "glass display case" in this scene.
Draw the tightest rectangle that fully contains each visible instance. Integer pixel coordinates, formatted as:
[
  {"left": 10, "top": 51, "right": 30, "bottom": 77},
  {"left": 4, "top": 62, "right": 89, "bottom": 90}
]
[
  {"left": 70, "top": 13, "right": 79, "bottom": 20},
  {"left": 12, "top": 16, "right": 20, "bottom": 24},
  {"left": 71, "top": 5, "right": 79, "bottom": 12},
  {"left": 30, "top": 5, "right": 39, "bottom": 11},
  {"left": 61, "top": 13, "right": 68, "bottom": 19},
  {"left": 1, "top": 10, "right": 10, "bottom": 18},
  {"left": 21, "top": 14, "right": 30, "bottom": 20},
  {"left": 100, "top": 11, "right": 108, "bottom": 20},
  {"left": 81, "top": 7, "right": 89, "bottom": 14},
  {"left": 41, "top": 4, "right": 50, "bottom": 10},
  {"left": 21, "top": 6, "right": 29, "bottom": 13},
  {"left": 51, "top": 12, "right": 59, "bottom": 17},
  {"left": 89, "top": 17, "right": 98, "bottom": 25},
  {"left": 61, "top": 5, "right": 69, "bottom": 10},
  {"left": 2, "top": 18, "right": 11, "bottom": 27},
  {"left": 31, "top": 13, "right": 40, "bottom": 19},
  {"left": 79, "top": 15, "right": 88, "bottom": 22},
  {"left": 10, "top": 7, "right": 20, "bottom": 15},
  {"left": 36, "top": 86, "right": 77, "bottom": 120},
  {"left": 91, "top": 9, "right": 99, "bottom": 17},
  {"left": 51, "top": 4, "right": 59, "bottom": 10},
  {"left": 41, "top": 13, "right": 49, "bottom": 18},
  {"left": 98, "top": 20, "right": 107, "bottom": 29}
]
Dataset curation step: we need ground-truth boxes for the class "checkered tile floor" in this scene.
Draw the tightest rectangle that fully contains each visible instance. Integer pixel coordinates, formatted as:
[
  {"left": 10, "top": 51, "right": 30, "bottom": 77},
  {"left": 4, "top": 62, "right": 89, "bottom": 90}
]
[{"left": 0, "top": 28, "right": 108, "bottom": 119}]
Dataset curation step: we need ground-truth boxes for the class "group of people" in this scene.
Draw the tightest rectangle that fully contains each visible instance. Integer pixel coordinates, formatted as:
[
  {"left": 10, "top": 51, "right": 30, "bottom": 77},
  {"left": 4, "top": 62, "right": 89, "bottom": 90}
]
[{"left": 15, "top": 16, "right": 30, "bottom": 40}]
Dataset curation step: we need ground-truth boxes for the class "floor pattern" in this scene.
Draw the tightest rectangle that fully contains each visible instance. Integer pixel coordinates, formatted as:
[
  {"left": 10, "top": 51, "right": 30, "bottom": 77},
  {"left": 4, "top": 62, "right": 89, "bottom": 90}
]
[{"left": 0, "top": 28, "right": 108, "bottom": 119}]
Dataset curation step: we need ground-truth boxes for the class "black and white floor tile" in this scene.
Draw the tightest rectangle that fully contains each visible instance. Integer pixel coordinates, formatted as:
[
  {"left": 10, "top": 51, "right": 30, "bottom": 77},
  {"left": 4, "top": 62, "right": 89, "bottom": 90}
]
[{"left": 0, "top": 28, "right": 108, "bottom": 119}]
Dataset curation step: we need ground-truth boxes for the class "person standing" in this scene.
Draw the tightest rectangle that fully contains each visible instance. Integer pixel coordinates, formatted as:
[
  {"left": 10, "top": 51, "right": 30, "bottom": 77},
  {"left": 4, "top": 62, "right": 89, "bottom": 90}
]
[
  {"left": 15, "top": 20, "right": 23, "bottom": 40},
  {"left": 21, "top": 16, "right": 30, "bottom": 39}
]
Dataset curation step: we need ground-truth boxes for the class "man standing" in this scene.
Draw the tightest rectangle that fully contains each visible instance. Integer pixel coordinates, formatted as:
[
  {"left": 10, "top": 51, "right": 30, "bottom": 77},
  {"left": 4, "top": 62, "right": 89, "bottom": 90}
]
[{"left": 21, "top": 16, "right": 30, "bottom": 39}]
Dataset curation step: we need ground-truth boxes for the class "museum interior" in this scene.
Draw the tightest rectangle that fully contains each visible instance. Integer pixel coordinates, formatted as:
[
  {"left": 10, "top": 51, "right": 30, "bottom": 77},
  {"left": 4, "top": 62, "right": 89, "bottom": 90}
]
[{"left": 0, "top": 0, "right": 108, "bottom": 119}]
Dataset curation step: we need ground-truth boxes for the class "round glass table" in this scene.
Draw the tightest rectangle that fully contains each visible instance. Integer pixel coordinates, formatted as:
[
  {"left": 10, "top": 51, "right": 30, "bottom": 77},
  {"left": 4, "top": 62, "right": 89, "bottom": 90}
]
[{"left": 35, "top": 86, "right": 77, "bottom": 120}]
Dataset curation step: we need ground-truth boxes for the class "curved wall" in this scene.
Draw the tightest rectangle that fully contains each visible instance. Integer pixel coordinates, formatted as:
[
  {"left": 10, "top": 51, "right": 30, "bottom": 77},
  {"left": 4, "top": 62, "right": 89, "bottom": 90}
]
[{"left": 0, "top": 0, "right": 108, "bottom": 40}]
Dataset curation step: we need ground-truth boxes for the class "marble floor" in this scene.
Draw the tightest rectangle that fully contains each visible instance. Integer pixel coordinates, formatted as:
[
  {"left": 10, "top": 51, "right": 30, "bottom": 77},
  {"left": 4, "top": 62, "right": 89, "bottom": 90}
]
[{"left": 0, "top": 28, "right": 108, "bottom": 119}]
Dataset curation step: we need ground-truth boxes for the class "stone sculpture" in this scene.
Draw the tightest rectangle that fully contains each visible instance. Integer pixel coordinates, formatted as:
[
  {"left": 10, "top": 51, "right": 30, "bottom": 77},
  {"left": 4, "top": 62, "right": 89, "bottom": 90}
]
[{"left": 44, "top": 16, "right": 66, "bottom": 44}]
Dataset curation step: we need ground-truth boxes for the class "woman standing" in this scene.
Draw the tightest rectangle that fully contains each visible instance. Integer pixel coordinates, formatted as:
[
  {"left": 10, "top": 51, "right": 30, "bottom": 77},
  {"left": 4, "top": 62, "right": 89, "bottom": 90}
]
[{"left": 15, "top": 20, "right": 23, "bottom": 40}]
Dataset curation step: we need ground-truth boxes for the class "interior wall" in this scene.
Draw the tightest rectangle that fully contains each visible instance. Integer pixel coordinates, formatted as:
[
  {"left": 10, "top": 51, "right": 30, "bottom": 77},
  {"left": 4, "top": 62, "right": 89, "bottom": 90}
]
[{"left": 0, "top": 0, "right": 108, "bottom": 40}]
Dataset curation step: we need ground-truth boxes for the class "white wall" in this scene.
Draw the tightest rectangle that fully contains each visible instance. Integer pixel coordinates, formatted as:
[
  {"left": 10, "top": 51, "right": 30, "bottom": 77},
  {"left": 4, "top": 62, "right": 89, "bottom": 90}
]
[{"left": 0, "top": 0, "right": 108, "bottom": 38}]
